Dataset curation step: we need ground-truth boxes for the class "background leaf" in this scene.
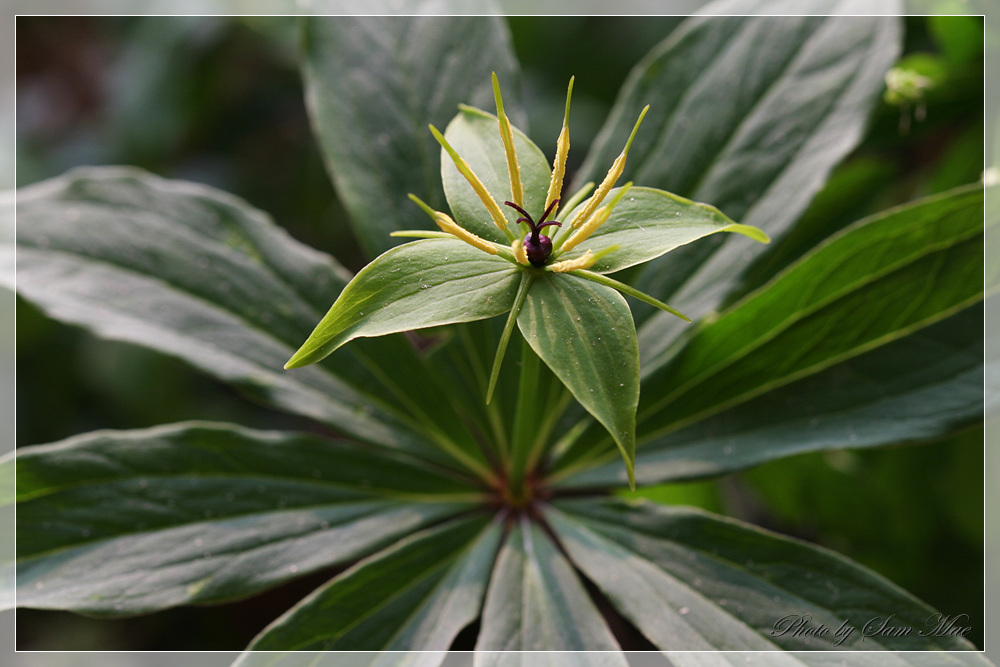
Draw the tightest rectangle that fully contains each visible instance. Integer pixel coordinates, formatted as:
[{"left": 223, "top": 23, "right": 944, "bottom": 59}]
[
  {"left": 551, "top": 498, "right": 979, "bottom": 652},
  {"left": 15, "top": 422, "right": 477, "bottom": 615},
  {"left": 302, "top": 16, "right": 522, "bottom": 257},
  {"left": 246, "top": 516, "right": 499, "bottom": 652},
  {"left": 12, "top": 167, "right": 467, "bottom": 466},
  {"left": 575, "top": 11, "right": 902, "bottom": 366}
]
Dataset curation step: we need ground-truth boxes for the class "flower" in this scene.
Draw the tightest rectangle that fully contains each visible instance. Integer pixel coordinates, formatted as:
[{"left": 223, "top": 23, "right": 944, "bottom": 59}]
[{"left": 285, "top": 74, "right": 769, "bottom": 487}]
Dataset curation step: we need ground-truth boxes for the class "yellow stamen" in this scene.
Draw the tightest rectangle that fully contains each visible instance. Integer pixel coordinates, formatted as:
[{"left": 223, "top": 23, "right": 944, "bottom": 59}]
[
  {"left": 435, "top": 212, "right": 498, "bottom": 255},
  {"left": 512, "top": 237, "right": 529, "bottom": 266},
  {"left": 407, "top": 193, "right": 498, "bottom": 256},
  {"left": 548, "top": 250, "right": 596, "bottom": 273},
  {"left": 492, "top": 73, "right": 523, "bottom": 208},
  {"left": 558, "top": 182, "right": 633, "bottom": 254},
  {"left": 560, "top": 206, "right": 609, "bottom": 254},
  {"left": 545, "top": 76, "right": 574, "bottom": 213},
  {"left": 430, "top": 125, "right": 511, "bottom": 237},
  {"left": 568, "top": 105, "right": 648, "bottom": 230}
]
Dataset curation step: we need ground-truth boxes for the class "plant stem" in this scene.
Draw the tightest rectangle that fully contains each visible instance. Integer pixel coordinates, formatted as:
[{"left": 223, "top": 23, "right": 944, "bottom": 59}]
[{"left": 507, "top": 334, "right": 542, "bottom": 503}]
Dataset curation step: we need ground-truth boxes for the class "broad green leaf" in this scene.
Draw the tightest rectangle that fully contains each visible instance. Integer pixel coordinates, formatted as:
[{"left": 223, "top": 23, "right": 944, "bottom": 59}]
[
  {"left": 575, "top": 12, "right": 902, "bottom": 364},
  {"left": 14, "top": 422, "right": 476, "bottom": 615},
  {"left": 12, "top": 167, "right": 445, "bottom": 460},
  {"left": 517, "top": 273, "right": 638, "bottom": 486},
  {"left": 286, "top": 238, "right": 520, "bottom": 368},
  {"left": 639, "top": 185, "right": 984, "bottom": 436},
  {"left": 554, "top": 186, "right": 984, "bottom": 482},
  {"left": 302, "top": 16, "right": 521, "bottom": 257},
  {"left": 552, "top": 498, "right": 979, "bottom": 652},
  {"left": 246, "top": 516, "right": 500, "bottom": 652},
  {"left": 442, "top": 106, "right": 552, "bottom": 244},
  {"left": 558, "top": 304, "right": 984, "bottom": 487},
  {"left": 556, "top": 186, "right": 768, "bottom": 274},
  {"left": 475, "top": 518, "right": 625, "bottom": 660}
]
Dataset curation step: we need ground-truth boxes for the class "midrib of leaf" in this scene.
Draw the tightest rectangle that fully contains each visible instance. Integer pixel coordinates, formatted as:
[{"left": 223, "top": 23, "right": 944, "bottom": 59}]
[
  {"left": 17, "top": 471, "right": 486, "bottom": 506},
  {"left": 572, "top": 509, "right": 904, "bottom": 651},
  {"left": 18, "top": 500, "right": 396, "bottom": 562},
  {"left": 550, "top": 509, "right": 786, "bottom": 651},
  {"left": 561, "top": 289, "right": 982, "bottom": 479},
  {"left": 296, "top": 519, "right": 491, "bottom": 650},
  {"left": 639, "top": 217, "right": 983, "bottom": 425},
  {"left": 393, "top": 20, "right": 441, "bottom": 212},
  {"left": 378, "top": 519, "right": 501, "bottom": 649},
  {"left": 647, "top": 17, "right": 819, "bottom": 198},
  {"left": 17, "top": 244, "right": 453, "bottom": 456},
  {"left": 538, "top": 279, "right": 620, "bottom": 413}
]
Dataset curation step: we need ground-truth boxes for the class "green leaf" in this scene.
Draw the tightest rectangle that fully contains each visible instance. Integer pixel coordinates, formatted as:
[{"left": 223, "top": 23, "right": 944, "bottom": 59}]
[
  {"left": 285, "top": 238, "right": 520, "bottom": 368},
  {"left": 475, "top": 517, "right": 625, "bottom": 658},
  {"left": 301, "top": 16, "right": 522, "bottom": 257},
  {"left": 639, "top": 185, "right": 984, "bottom": 436},
  {"left": 551, "top": 498, "right": 979, "bottom": 651},
  {"left": 560, "top": 304, "right": 984, "bottom": 487},
  {"left": 576, "top": 12, "right": 902, "bottom": 362},
  {"left": 12, "top": 167, "right": 440, "bottom": 459},
  {"left": 246, "top": 515, "right": 500, "bottom": 651},
  {"left": 442, "top": 106, "right": 552, "bottom": 244},
  {"left": 517, "top": 273, "right": 638, "bottom": 486},
  {"left": 556, "top": 186, "right": 768, "bottom": 274},
  {"left": 554, "top": 185, "right": 984, "bottom": 484},
  {"left": 14, "top": 422, "right": 476, "bottom": 615}
]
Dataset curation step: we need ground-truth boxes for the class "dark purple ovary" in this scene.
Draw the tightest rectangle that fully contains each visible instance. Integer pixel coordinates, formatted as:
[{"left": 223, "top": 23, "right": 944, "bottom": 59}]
[
  {"left": 523, "top": 233, "right": 553, "bottom": 268},
  {"left": 505, "top": 199, "right": 562, "bottom": 269}
]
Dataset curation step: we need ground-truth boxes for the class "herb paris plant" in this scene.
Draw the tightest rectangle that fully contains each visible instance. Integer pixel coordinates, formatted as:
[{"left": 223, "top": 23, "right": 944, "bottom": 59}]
[
  {"left": 3, "top": 12, "right": 987, "bottom": 658},
  {"left": 284, "top": 75, "right": 768, "bottom": 489}
]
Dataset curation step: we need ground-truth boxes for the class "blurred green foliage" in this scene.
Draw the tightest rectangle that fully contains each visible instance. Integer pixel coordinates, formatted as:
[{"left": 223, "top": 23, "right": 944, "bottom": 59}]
[{"left": 14, "top": 14, "right": 984, "bottom": 650}]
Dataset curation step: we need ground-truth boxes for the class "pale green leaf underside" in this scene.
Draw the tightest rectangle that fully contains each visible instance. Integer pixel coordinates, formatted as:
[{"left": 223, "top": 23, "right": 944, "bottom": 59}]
[
  {"left": 552, "top": 498, "right": 978, "bottom": 652},
  {"left": 13, "top": 167, "right": 440, "bottom": 456},
  {"left": 247, "top": 516, "right": 500, "bottom": 652},
  {"left": 475, "top": 519, "right": 625, "bottom": 660},
  {"left": 286, "top": 239, "right": 520, "bottom": 368},
  {"left": 442, "top": 106, "right": 552, "bottom": 244},
  {"left": 558, "top": 186, "right": 769, "bottom": 274},
  {"left": 15, "top": 422, "right": 475, "bottom": 615},
  {"left": 516, "top": 273, "right": 638, "bottom": 486}
]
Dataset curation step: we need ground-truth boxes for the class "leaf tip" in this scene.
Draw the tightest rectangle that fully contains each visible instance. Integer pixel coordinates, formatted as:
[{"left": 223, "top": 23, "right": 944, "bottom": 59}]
[{"left": 725, "top": 223, "right": 770, "bottom": 244}]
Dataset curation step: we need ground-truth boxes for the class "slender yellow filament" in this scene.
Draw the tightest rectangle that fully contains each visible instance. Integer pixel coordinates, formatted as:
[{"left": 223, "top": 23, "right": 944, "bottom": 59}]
[
  {"left": 430, "top": 125, "right": 510, "bottom": 235},
  {"left": 558, "top": 182, "right": 633, "bottom": 254},
  {"left": 435, "top": 212, "right": 498, "bottom": 255},
  {"left": 560, "top": 206, "right": 609, "bottom": 254},
  {"left": 545, "top": 76, "right": 574, "bottom": 213},
  {"left": 548, "top": 250, "right": 596, "bottom": 273},
  {"left": 492, "top": 73, "right": 523, "bottom": 208},
  {"left": 568, "top": 105, "right": 648, "bottom": 230}
]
